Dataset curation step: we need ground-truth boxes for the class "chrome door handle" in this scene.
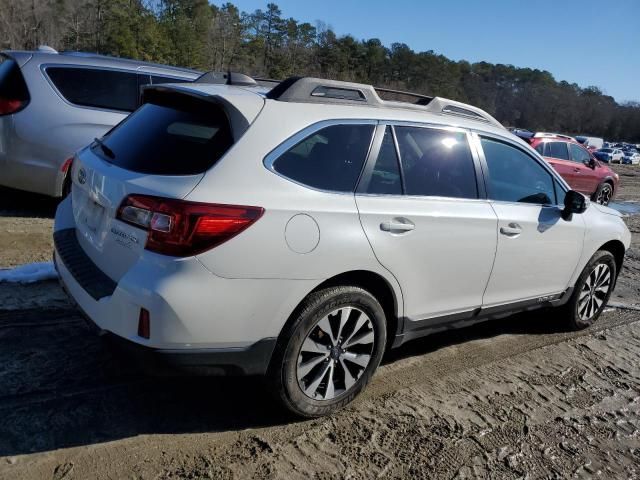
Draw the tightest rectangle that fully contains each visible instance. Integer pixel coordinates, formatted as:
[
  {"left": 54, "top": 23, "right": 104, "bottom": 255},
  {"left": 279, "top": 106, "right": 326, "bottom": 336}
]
[
  {"left": 380, "top": 218, "right": 415, "bottom": 233},
  {"left": 499, "top": 223, "right": 522, "bottom": 237}
]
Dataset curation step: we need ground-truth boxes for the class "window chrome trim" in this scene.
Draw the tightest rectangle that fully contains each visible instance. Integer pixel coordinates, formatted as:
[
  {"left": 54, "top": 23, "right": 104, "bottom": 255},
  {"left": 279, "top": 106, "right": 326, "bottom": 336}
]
[{"left": 263, "top": 119, "right": 378, "bottom": 195}]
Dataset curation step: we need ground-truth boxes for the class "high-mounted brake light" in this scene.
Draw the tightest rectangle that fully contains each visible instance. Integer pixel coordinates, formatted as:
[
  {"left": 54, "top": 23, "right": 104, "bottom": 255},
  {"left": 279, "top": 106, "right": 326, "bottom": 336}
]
[
  {"left": 0, "top": 97, "right": 24, "bottom": 115},
  {"left": 116, "top": 194, "right": 264, "bottom": 257}
]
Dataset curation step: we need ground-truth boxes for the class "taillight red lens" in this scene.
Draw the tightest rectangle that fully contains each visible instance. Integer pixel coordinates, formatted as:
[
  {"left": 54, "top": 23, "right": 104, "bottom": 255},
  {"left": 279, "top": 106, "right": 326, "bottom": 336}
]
[
  {"left": 116, "top": 194, "right": 264, "bottom": 257},
  {"left": 0, "top": 97, "right": 24, "bottom": 115},
  {"left": 60, "top": 156, "right": 74, "bottom": 173},
  {"left": 138, "top": 308, "right": 150, "bottom": 339}
]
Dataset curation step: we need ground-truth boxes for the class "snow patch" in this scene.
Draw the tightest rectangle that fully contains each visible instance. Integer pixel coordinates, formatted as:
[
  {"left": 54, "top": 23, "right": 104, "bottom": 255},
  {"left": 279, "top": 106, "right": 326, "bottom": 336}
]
[{"left": 0, "top": 261, "right": 58, "bottom": 284}]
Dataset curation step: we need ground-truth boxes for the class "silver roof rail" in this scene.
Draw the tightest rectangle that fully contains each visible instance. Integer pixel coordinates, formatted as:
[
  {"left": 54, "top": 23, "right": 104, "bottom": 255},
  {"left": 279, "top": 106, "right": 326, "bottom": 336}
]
[
  {"left": 266, "top": 77, "right": 504, "bottom": 129},
  {"left": 534, "top": 132, "right": 576, "bottom": 141}
]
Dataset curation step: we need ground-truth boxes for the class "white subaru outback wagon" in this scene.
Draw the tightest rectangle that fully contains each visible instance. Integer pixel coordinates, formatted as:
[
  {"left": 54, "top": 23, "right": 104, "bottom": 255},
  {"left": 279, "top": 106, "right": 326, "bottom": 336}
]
[{"left": 54, "top": 76, "right": 631, "bottom": 417}]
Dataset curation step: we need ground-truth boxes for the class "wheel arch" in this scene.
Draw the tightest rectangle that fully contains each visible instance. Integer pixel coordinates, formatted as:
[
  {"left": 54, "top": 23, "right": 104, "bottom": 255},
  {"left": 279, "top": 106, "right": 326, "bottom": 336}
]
[
  {"left": 598, "top": 239, "right": 626, "bottom": 277},
  {"left": 271, "top": 270, "right": 403, "bottom": 359}
]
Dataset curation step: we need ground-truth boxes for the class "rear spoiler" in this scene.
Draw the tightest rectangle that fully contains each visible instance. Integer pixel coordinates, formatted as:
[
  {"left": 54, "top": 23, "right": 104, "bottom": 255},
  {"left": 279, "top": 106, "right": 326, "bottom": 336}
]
[
  {"left": 510, "top": 128, "right": 535, "bottom": 142},
  {"left": 139, "top": 84, "right": 264, "bottom": 141}
]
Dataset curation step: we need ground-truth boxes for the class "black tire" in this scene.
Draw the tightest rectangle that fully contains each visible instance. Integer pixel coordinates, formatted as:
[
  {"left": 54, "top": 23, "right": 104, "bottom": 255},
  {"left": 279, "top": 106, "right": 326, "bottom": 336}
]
[
  {"left": 592, "top": 182, "right": 613, "bottom": 206},
  {"left": 563, "top": 250, "right": 617, "bottom": 330},
  {"left": 268, "top": 285, "right": 387, "bottom": 418}
]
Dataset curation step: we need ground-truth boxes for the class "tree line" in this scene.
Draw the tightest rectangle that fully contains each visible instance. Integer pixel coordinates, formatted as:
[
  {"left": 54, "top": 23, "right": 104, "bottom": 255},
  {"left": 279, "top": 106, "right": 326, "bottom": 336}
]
[{"left": 2, "top": 0, "right": 639, "bottom": 142}]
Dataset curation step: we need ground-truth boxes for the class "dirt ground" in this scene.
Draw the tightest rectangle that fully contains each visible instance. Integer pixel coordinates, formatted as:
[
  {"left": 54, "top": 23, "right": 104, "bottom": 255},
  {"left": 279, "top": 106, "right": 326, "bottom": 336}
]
[{"left": 0, "top": 165, "right": 639, "bottom": 479}]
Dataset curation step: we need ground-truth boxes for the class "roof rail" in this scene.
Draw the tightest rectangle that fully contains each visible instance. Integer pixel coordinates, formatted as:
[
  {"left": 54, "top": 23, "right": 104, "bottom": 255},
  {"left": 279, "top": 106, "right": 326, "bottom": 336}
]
[
  {"left": 265, "top": 76, "right": 504, "bottom": 128},
  {"left": 195, "top": 70, "right": 257, "bottom": 86},
  {"left": 533, "top": 132, "right": 576, "bottom": 141}
]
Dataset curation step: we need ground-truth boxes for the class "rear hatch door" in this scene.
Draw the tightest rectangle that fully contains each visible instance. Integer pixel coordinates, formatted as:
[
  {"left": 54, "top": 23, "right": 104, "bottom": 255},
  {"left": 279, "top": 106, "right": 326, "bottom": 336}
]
[{"left": 70, "top": 87, "right": 264, "bottom": 282}]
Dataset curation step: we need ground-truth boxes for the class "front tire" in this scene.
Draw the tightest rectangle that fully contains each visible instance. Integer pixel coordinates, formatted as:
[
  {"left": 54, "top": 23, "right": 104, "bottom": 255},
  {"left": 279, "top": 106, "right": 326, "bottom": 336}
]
[
  {"left": 269, "top": 286, "right": 387, "bottom": 417},
  {"left": 564, "top": 250, "right": 616, "bottom": 330},
  {"left": 593, "top": 182, "right": 613, "bottom": 205}
]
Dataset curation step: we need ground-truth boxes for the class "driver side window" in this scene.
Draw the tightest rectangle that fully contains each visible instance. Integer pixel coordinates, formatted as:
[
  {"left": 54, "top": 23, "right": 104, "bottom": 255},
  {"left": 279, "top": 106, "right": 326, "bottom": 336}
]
[
  {"left": 570, "top": 143, "right": 591, "bottom": 164},
  {"left": 481, "top": 137, "right": 556, "bottom": 205}
]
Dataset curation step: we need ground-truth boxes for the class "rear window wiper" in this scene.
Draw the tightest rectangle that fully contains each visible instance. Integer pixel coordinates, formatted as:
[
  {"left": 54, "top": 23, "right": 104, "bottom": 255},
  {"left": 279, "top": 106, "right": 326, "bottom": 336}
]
[{"left": 93, "top": 137, "right": 115, "bottom": 160}]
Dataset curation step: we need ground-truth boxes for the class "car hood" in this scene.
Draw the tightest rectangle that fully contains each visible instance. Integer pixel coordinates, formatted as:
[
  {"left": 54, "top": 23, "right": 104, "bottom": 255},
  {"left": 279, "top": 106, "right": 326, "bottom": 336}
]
[{"left": 591, "top": 202, "right": 623, "bottom": 217}]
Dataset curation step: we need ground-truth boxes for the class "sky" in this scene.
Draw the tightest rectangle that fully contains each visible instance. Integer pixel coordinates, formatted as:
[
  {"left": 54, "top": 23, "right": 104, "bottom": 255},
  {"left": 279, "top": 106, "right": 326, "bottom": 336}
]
[{"left": 222, "top": 0, "right": 639, "bottom": 103}]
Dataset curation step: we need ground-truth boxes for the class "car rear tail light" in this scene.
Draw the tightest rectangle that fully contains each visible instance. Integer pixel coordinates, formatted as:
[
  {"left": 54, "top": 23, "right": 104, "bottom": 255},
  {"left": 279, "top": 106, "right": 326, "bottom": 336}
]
[
  {"left": 60, "top": 156, "right": 73, "bottom": 173},
  {"left": 138, "top": 308, "right": 150, "bottom": 339},
  {"left": 116, "top": 194, "right": 264, "bottom": 257},
  {"left": 0, "top": 97, "right": 24, "bottom": 115}
]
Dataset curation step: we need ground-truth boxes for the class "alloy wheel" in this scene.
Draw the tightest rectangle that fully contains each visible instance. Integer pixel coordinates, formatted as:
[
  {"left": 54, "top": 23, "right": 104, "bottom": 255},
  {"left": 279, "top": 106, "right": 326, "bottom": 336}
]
[
  {"left": 296, "top": 306, "right": 375, "bottom": 400},
  {"left": 577, "top": 263, "right": 611, "bottom": 321},
  {"left": 596, "top": 184, "right": 612, "bottom": 205}
]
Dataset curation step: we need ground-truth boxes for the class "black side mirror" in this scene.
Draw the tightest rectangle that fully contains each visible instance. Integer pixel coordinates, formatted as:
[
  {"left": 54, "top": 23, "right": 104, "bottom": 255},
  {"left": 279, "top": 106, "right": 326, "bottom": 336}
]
[
  {"left": 563, "top": 190, "right": 588, "bottom": 220},
  {"left": 585, "top": 158, "right": 597, "bottom": 168}
]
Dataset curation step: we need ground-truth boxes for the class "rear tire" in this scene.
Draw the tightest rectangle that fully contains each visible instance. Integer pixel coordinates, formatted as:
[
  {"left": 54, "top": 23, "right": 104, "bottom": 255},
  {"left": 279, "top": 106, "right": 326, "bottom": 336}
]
[
  {"left": 268, "top": 286, "right": 387, "bottom": 417},
  {"left": 563, "top": 250, "right": 616, "bottom": 330}
]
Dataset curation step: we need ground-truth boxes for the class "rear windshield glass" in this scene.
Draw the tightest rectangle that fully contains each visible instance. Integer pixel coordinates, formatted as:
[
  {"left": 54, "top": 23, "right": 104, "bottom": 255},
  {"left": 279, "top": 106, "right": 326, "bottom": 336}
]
[
  {"left": 94, "top": 94, "right": 233, "bottom": 175},
  {"left": 0, "top": 55, "right": 30, "bottom": 102}
]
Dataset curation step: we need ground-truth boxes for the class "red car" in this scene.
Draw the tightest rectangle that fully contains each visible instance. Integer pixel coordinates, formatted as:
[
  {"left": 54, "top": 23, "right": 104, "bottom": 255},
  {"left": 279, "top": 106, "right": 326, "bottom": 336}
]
[{"left": 516, "top": 132, "right": 619, "bottom": 205}]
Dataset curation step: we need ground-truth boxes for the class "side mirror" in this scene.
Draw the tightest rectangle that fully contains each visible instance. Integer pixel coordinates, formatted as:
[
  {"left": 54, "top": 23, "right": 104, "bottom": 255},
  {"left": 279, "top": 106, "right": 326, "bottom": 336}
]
[
  {"left": 585, "top": 158, "right": 597, "bottom": 168},
  {"left": 563, "top": 190, "right": 588, "bottom": 220}
]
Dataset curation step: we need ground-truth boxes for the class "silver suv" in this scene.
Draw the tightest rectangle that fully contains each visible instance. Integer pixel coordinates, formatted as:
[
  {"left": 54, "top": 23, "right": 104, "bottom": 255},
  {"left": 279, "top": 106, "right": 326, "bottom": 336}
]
[
  {"left": 0, "top": 47, "right": 199, "bottom": 197},
  {"left": 54, "top": 76, "right": 631, "bottom": 417}
]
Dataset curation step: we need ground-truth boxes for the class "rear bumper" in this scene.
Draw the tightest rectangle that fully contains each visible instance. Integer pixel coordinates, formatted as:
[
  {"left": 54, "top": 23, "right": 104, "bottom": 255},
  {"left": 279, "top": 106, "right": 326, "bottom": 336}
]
[
  {"left": 52, "top": 195, "right": 313, "bottom": 376},
  {"left": 55, "top": 255, "right": 277, "bottom": 376}
]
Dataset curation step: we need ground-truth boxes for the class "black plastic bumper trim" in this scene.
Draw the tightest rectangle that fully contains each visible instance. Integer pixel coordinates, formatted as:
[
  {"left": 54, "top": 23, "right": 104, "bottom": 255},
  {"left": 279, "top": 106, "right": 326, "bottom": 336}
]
[
  {"left": 53, "top": 228, "right": 117, "bottom": 300},
  {"left": 103, "top": 330, "right": 277, "bottom": 376}
]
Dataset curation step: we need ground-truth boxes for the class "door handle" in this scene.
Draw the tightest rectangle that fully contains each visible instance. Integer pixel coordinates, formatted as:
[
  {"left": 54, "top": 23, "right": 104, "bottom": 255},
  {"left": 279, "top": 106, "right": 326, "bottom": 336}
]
[
  {"left": 499, "top": 222, "right": 522, "bottom": 237},
  {"left": 573, "top": 167, "right": 581, "bottom": 172},
  {"left": 380, "top": 218, "right": 415, "bottom": 233}
]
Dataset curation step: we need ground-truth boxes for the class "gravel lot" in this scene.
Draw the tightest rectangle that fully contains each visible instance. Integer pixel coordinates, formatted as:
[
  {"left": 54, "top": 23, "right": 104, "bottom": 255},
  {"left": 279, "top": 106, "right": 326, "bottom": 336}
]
[{"left": 0, "top": 165, "right": 639, "bottom": 479}]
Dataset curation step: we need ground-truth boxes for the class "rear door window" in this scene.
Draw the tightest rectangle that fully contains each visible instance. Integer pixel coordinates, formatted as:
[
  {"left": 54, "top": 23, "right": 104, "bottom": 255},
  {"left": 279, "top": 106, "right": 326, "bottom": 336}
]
[
  {"left": 394, "top": 126, "right": 477, "bottom": 199},
  {"left": 546, "top": 141, "right": 570, "bottom": 160},
  {"left": 93, "top": 94, "right": 233, "bottom": 175},
  {"left": 272, "top": 124, "right": 375, "bottom": 192},
  {"left": 47, "top": 67, "right": 139, "bottom": 112}
]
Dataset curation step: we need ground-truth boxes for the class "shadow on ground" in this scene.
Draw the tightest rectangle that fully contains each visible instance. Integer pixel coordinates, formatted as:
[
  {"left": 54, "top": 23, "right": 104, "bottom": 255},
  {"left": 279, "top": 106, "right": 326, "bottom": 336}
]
[
  {"left": 0, "top": 187, "right": 59, "bottom": 219},
  {"left": 0, "top": 303, "right": 573, "bottom": 457}
]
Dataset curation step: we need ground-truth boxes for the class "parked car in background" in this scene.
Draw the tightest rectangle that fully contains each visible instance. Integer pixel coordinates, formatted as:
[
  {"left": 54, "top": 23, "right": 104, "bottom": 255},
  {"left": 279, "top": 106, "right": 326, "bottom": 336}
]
[
  {"left": 594, "top": 148, "right": 624, "bottom": 164},
  {"left": 576, "top": 136, "right": 604, "bottom": 151},
  {"left": 514, "top": 132, "right": 619, "bottom": 205},
  {"left": 0, "top": 46, "right": 200, "bottom": 197},
  {"left": 54, "top": 76, "right": 630, "bottom": 417},
  {"left": 622, "top": 151, "right": 640, "bottom": 165}
]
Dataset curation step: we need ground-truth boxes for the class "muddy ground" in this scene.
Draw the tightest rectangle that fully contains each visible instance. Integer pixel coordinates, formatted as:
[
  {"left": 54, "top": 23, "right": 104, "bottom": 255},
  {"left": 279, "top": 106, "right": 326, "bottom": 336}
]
[{"left": 0, "top": 165, "right": 640, "bottom": 479}]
